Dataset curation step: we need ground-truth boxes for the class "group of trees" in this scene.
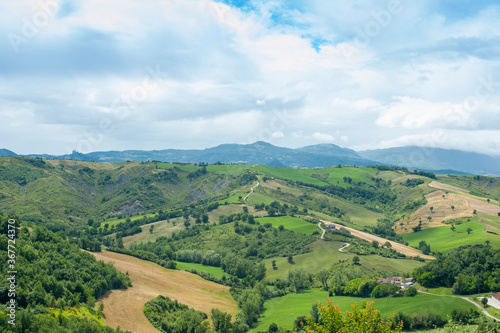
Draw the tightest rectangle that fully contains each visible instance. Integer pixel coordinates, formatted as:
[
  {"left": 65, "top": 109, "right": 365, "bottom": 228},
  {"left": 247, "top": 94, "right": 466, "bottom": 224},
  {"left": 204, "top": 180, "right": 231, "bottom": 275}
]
[
  {"left": 414, "top": 246, "right": 500, "bottom": 294},
  {"left": 143, "top": 295, "right": 209, "bottom": 333},
  {"left": 0, "top": 217, "right": 132, "bottom": 332}
]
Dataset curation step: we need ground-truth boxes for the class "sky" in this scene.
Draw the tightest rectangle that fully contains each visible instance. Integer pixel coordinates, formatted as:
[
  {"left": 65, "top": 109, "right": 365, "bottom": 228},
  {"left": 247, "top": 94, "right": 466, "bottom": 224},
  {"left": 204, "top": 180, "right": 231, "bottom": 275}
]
[{"left": 1, "top": 0, "right": 500, "bottom": 155}]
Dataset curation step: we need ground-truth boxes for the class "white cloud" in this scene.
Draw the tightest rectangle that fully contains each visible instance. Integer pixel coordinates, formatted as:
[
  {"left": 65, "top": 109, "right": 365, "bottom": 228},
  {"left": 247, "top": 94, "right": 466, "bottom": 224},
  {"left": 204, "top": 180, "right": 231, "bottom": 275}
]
[
  {"left": 0, "top": 0, "right": 499, "bottom": 156},
  {"left": 312, "top": 132, "right": 335, "bottom": 142}
]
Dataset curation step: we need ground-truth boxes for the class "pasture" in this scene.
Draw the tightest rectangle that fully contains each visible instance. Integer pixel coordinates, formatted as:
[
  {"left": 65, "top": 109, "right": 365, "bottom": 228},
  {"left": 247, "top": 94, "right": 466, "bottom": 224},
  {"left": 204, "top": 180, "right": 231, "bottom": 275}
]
[
  {"left": 250, "top": 289, "right": 476, "bottom": 331},
  {"left": 401, "top": 220, "right": 499, "bottom": 253}
]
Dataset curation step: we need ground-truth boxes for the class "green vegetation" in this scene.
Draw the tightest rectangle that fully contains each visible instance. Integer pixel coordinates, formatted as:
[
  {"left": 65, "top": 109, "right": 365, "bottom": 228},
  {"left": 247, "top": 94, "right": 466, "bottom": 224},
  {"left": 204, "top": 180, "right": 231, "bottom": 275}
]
[
  {"left": 414, "top": 246, "right": 500, "bottom": 294},
  {"left": 175, "top": 261, "right": 228, "bottom": 280},
  {"left": 256, "top": 216, "right": 319, "bottom": 235},
  {"left": 302, "top": 299, "right": 402, "bottom": 333},
  {"left": 143, "top": 295, "right": 209, "bottom": 333},
  {"left": 402, "top": 220, "right": 499, "bottom": 253},
  {"left": 251, "top": 289, "right": 475, "bottom": 331},
  {"left": 0, "top": 217, "right": 131, "bottom": 332}
]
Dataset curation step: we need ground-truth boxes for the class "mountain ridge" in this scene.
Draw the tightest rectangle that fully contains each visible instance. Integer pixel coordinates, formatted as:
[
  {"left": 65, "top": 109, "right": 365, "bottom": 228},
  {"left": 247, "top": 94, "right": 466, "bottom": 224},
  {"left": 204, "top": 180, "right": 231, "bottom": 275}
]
[{"left": 3, "top": 142, "right": 500, "bottom": 175}]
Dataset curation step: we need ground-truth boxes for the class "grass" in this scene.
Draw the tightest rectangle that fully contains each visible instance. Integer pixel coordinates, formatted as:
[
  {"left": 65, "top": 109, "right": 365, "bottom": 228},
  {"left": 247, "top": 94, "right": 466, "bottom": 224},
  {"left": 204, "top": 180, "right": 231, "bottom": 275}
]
[
  {"left": 263, "top": 240, "right": 425, "bottom": 280},
  {"left": 250, "top": 289, "right": 476, "bottom": 331},
  {"left": 256, "top": 216, "right": 320, "bottom": 235},
  {"left": 123, "top": 217, "right": 185, "bottom": 247},
  {"left": 253, "top": 165, "right": 378, "bottom": 188},
  {"left": 401, "top": 220, "right": 499, "bottom": 253},
  {"left": 48, "top": 306, "right": 106, "bottom": 325},
  {"left": 308, "top": 166, "right": 378, "bottom": 188},
  {"left": 253, "top": 165, "right": 330, "bottom": 186},
  {"left": 175, "top": 261, "right": 228, "bottom": 279}
]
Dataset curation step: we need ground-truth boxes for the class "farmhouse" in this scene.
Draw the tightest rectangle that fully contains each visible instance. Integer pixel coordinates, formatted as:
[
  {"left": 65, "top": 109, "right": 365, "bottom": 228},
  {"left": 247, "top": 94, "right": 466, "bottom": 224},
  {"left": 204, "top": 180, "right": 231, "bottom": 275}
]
[
  {"left": 492, "top": 292, "right": 500, "bottom": 305},
  {"left": 403, "top": 278, "right": 414, "bottom": 288},
  {"left": 325, "top": 224, "right": 336, "bottom": 230},
  {"left": 378, "top": 277, "right": 402, "bottom": 287}
]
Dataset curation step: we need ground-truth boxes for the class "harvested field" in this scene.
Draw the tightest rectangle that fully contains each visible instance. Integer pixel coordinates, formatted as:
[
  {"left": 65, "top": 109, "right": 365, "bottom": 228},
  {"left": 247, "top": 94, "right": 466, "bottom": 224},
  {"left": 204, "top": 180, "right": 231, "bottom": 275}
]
[
  {"left": 91, "top": 251, "right": 238, "bottom": 333},
  {"left": 430, "top": 181, "right": 500, "bottom": 216},
  {"left": 397, "top": 190, "right": 473, "bottom": 234}
]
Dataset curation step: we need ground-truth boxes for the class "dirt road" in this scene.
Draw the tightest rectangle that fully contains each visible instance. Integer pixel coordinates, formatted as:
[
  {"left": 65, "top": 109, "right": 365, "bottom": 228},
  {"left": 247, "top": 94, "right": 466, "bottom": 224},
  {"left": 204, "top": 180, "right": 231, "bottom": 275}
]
[
  {"left": 321, "top": 220, "right": 435, "bottom": 260},
  {"left": 92, "top": 251, "right": 238, "bottom": 333}
]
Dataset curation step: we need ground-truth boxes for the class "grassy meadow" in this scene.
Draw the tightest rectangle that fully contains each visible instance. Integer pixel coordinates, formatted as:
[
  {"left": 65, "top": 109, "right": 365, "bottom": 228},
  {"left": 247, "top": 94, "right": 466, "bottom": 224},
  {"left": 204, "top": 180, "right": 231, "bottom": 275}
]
[{"left": 250, "top": 289, "right": 476, "bottom": 331}]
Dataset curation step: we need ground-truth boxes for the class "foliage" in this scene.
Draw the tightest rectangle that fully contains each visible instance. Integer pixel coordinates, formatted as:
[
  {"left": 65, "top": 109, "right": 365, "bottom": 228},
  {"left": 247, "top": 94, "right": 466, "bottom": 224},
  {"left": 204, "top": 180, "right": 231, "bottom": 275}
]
[
  {"left": 393, "top": 311, "right": 447, "bottom": 331},
  {"left": 143, "top": 295, "right": 209, "bottom": 333},
  {"left": 413, "top": 246, "right": 500, "bottom": 294},
  {"left": 0, "top": 308, "right": 130, "bottom": 333},
  {"left": 302, "top": 300, "right": 403, "bottom": 333}
]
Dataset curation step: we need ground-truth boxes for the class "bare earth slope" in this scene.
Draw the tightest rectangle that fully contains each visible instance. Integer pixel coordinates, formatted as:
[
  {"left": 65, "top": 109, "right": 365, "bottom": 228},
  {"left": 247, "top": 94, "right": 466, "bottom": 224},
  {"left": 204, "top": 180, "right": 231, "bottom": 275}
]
[
  {"left": 430, "top": 181, "right": 500, "bottom": 216},
  {"left": 92, "top": 251, "right": 238, "bottom": 333}
]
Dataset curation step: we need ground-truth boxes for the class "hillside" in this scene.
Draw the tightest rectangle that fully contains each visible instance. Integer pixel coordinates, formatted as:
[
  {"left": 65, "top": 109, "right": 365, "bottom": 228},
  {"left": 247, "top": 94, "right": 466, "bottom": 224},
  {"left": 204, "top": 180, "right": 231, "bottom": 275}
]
[{"left": 1, "top": 156, "right": 499, "bottom": 332}]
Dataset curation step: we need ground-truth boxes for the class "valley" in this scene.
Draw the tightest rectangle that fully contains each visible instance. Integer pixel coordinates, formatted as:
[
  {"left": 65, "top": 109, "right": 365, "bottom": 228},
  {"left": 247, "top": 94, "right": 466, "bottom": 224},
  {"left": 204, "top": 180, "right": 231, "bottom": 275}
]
[{"left": 0, "top": 156, "right": 499, "bottom": 332}]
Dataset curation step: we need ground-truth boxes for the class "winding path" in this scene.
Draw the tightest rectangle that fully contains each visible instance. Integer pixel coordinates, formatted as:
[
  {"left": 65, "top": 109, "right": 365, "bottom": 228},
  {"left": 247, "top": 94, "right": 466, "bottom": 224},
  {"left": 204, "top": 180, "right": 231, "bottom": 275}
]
[
  {"left": 339, "top": 242, "right": 351, "bottom": 252},
  {"left": 418, "top": 290, "right": 500, "bottom": 322},
  {"left": 318, "top": 222, "right": 326, "bottom": 240},
  {"left": 244, "top": 181, "right": 260, "bottom": 203}
]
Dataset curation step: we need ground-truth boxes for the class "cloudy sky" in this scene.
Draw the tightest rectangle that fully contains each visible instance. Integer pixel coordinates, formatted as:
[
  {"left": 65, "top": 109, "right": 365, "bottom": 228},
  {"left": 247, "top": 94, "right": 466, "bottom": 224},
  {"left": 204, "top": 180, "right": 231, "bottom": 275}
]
[{"left": 1, "top": 0, "right": 500, "bottom": 155}]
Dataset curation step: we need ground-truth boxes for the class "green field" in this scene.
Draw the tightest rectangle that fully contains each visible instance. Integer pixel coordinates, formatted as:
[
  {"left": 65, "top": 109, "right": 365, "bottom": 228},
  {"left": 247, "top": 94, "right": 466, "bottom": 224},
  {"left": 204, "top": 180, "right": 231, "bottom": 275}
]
[
  {"left": 256, "top": 216, "right": 319, "bottom": 235},
  {"left": 401, "top": 220, "right": 499, "bottom": 253},
  {"left": 263, "top": 240, "right": 425, "bottom": 280},
  {"left": 123, "top": 217, "right": 185, "bottom": 247},
  {"left": 252, "top": 165, "right": 378, "bottom": 188},
  {"left": 308, "top": 166, "right": 378, "bottom": 187},
  {"left": 253, "top": 165, "right": 330, "bottom": 186},
  {"left": 175, "top": 261, "right": 228, "bottom": 279},
  {"left": 251, "top": 289, "right": 476, "bottom": 331}
]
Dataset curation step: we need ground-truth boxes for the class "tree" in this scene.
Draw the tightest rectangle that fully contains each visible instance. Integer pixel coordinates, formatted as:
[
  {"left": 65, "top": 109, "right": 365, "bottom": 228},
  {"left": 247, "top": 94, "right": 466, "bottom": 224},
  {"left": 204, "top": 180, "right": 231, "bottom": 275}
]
[
  {"left": 485, "top": 240, "right": 491, "bottom": 247},
  {"left": 372, "top": 240, "right": 379, "bottom": 249},
  {"left": 451, "top": 205, "right": 455, "bottom": 210},
  {"left": 430, "top": 206, "right": 434, "bottom": 213},
  {"left": 149, "top": 225, "right": 154, "bottom": 234},
  {"left": 451, "top": 225, "right": 456, "bottom": 231},
  {"left": 288, "top": 268, "right": 311, "bottom": 292},
  {"left": 242, "top": 206, "right": 248, "bottom": 213},
  {"left": 304, "top": 300, "right": 402, "bottom": 332},
  {"left": 202, "top": 214, "right": 209, "bottom": 223},
  {"left": 184, "top": 220, "right": 191, "bottom": 228},
  {"left": 278, "top": 225, "right": 284, "bottom": 231},
  {"left": 353, "top": 256, "right": 360, "bottom": 265},
  {"left": 384, "top": 241, "right": 392, "bottom": 249},
  {"left": 481, "top": 297, "right": 488, "bottom": 308},
  {"left": 272, "top": 260, "right": 277, "bottom": 270},
  {"left": 466, "top": 227, "right": 472, "bottom": 234},
  {"left": 487, "top": 199, "right": 491, "bottom": 204},
  {"left": 287, "top": 255, "right": 294, "bottom": 264},
  {"left": 316, "top": 269, "right": 329, "bottom": 290},
  {"left": 268, "top": 323, "right": 278, "bottom": 333},
  {"left": 211, "top": 308, "right": 232, "bottom": 333},
  {"left": 427, "top": 216, "right": 432, "bottom": 222}
]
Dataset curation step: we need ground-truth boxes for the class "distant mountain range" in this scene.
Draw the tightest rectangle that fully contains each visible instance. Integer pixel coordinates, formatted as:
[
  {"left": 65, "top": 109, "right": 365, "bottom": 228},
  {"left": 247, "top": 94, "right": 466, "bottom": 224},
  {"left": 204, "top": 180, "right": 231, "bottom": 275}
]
[{"left": 2, "top": 142, "right": 500, "bottom": 176}]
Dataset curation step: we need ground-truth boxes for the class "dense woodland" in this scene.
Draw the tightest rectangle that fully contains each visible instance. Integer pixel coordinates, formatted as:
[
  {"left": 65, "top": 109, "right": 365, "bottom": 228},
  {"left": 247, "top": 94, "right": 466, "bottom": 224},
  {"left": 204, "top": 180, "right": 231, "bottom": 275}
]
[
  {"left": 0, "top": 216, "right": 131, "bottom": 332},
  {"left": 414, "top": 245, "right": 500, "bottom": 294}
]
